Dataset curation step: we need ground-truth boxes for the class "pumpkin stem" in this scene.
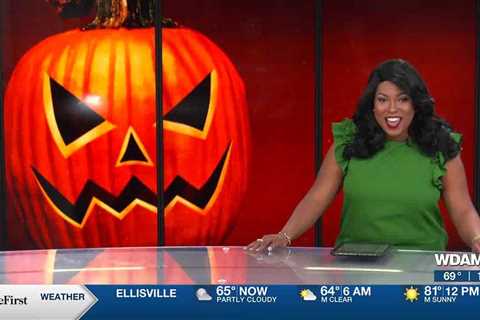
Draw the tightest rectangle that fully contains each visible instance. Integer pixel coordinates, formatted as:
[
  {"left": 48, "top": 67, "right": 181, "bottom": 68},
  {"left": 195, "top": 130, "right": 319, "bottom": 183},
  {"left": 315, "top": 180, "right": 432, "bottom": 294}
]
[
  {"left": 48, "top": 0, "right": 178, "bottom": 29},
  {"left": 82, "top": 0, "right": 143, "bottom": 29}
]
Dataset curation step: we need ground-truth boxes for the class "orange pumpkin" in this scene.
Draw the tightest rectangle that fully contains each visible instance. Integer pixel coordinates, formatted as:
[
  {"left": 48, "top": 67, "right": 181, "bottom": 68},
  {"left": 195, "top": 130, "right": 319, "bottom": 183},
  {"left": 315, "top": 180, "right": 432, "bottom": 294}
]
[{"left": 4, "top": 24, "right": 250, "bottom": 248}]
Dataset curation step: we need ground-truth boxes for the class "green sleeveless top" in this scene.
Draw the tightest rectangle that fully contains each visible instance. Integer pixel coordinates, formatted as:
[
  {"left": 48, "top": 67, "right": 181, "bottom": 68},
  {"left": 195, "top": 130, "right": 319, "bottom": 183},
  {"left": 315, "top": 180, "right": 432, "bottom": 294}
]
[{"left": 333, "top": 119, "right": 462, "bottom": 251}]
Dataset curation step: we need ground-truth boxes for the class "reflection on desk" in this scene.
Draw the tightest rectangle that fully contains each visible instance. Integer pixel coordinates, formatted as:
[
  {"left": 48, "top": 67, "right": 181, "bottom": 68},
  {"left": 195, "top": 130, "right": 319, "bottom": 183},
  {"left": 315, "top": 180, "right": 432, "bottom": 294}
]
[{"left": 0, "top": 247, "right": 475, "bottom": 284}]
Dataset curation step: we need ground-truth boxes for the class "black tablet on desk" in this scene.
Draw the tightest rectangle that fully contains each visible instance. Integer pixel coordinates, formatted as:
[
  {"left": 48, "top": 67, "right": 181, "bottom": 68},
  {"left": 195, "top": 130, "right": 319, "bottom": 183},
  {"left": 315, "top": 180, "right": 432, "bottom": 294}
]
[{"left": 331, "top": 242, "right": 391, "bottom": 257}]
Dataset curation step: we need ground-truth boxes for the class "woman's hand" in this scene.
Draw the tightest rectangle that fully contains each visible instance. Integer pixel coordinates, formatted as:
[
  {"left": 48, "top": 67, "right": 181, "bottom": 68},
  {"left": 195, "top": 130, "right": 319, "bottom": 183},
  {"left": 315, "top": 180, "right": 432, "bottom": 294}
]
[
  {"left": 471, "top": 235, "right": 480, "bottom": 253},
  {"left": 245, "top": 233, "right": 290, "bottom": 252}
]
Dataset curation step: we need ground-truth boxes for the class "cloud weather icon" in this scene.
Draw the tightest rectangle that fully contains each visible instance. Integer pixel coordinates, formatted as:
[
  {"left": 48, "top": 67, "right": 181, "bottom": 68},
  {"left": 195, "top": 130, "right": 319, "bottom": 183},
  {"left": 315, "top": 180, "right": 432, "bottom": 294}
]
[{"left": 196, "top": 288, "right": 213, "bottom": 301}]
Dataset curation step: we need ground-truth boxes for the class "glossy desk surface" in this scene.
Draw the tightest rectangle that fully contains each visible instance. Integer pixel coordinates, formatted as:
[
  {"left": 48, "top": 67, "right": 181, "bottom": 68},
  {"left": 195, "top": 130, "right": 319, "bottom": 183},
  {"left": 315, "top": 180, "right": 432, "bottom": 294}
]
[{"left": 0, "top": 246, "right": 477, "bottom": 284}]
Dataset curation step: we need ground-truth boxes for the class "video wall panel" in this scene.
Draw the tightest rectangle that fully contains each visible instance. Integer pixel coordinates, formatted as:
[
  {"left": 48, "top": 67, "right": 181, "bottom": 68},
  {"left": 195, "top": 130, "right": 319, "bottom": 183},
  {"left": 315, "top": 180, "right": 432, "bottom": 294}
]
[
  {"left": 162, "top": 0, "right": 316, "bottom": 246},
  {"left": 321, "top": 0, "right": 477, "bottom": 249},
  {"left": 1, "top": 0, "right": 315, "bottom": 249}
]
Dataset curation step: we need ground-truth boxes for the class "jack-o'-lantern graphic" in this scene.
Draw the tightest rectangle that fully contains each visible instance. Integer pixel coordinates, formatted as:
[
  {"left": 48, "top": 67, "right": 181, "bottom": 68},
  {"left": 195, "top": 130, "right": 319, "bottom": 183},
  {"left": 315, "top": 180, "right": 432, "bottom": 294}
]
[{"left": 3, "top": 0, "right": 250, "bottom": 248}]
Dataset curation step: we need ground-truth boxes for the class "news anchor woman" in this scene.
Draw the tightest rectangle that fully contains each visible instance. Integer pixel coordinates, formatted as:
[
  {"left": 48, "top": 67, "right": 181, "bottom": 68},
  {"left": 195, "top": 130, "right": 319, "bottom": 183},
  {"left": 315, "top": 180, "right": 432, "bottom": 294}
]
[{"left": 247, "top": 59, "right": 480, "bottom": 253}]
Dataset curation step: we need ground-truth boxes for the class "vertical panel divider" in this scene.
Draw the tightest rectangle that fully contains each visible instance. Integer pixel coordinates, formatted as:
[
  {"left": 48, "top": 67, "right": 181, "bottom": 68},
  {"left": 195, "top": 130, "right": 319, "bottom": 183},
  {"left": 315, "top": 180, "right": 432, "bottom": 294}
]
[{"left": 155, "top": 0, "right": 165, "bottom": 246}]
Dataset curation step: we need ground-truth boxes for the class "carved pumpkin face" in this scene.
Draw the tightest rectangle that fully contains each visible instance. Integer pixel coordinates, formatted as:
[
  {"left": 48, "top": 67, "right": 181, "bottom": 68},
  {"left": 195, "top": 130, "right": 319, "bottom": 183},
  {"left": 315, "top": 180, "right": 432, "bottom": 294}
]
[{"left": 4, "top": 27, "right": 250, "bottom": 248}]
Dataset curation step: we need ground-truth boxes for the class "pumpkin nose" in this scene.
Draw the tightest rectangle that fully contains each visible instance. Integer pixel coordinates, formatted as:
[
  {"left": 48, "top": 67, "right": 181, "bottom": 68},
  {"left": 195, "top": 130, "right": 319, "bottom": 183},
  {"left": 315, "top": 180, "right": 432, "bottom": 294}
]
[{"left": 116, "top": 127, "right": 153, "bottom": 167}]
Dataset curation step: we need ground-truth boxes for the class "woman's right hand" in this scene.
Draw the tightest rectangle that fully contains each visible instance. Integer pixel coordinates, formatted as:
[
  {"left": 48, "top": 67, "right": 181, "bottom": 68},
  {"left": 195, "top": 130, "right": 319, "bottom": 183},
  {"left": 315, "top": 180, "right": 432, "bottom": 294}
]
[{"left": 245, "top": 233, "right": 290, "bottom": 252}]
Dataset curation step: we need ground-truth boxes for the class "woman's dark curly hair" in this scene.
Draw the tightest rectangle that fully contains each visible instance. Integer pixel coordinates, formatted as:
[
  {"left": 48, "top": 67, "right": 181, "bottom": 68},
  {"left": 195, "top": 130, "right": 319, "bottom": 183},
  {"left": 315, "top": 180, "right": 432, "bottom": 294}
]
[{"left": 344, "top": 59, "right": 461, "bottom": 161}]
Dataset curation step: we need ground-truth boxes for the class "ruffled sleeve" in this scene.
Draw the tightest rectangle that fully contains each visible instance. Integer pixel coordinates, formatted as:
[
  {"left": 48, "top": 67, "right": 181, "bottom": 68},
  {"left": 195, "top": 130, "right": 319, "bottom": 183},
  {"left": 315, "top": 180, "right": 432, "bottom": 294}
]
[
  {"left": 432, "top": 132, "right": 463, "bottom": 191},
  {"left": 332, "top": 118, "right": 356, "bottom": 174}
]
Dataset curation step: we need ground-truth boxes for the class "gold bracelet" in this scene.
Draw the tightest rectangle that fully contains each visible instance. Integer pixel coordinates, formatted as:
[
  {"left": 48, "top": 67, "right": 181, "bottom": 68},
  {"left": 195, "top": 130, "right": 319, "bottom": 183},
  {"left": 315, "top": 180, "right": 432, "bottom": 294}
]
[
  {"left": 471, "top": 234, "right": 480, "bottom": 245},
  {"left": 278, "top": 232, "right": 292, "bottom": 246}
]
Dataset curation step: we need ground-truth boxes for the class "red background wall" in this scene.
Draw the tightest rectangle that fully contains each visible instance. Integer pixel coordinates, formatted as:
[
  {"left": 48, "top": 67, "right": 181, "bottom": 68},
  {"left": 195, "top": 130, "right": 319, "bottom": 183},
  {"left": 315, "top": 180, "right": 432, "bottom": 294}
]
[{"left": 322, "top": 0, "right": 477, "bottom": 249}]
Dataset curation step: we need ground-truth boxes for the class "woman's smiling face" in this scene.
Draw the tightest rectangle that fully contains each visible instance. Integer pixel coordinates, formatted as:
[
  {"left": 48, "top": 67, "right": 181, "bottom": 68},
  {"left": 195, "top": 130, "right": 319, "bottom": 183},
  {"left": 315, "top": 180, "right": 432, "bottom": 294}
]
[{"left": 373, "top": 81, "right": 415, "bottom": 141}]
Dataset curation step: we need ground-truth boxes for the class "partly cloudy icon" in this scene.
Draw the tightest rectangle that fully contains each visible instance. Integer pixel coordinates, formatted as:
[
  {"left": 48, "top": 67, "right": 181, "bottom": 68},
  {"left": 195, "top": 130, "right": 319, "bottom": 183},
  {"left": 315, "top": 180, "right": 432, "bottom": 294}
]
[
  {"left": 300, "top": 289, "right": 317, "bottom": 301},
  {"left": 196, "top": 288, "right": 213, "bottom": 301}
]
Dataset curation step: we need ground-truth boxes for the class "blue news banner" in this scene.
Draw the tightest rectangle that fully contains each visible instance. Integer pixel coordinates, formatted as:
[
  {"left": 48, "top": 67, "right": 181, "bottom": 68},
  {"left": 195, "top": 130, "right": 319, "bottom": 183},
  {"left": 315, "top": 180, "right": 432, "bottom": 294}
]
[{"left": 2, "top": 282, "right": 480, "bottom": 319}]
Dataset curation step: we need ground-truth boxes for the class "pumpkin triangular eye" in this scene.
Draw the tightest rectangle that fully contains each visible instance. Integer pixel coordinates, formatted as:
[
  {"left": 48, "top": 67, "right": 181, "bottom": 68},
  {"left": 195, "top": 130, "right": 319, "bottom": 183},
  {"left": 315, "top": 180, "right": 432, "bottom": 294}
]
[
  {"left": 50, "top": 77, "right": 106, "bottom": 145},
  {"left": 164, "top": 73, "right": 211, "bottom": 131}
]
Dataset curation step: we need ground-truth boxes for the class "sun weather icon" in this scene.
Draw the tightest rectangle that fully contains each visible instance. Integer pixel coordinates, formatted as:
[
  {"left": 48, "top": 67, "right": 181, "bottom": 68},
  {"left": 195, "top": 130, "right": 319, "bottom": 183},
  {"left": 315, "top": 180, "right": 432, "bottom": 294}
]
[{"left": 404, "top": 286, "right": 420, "bottom": 302}]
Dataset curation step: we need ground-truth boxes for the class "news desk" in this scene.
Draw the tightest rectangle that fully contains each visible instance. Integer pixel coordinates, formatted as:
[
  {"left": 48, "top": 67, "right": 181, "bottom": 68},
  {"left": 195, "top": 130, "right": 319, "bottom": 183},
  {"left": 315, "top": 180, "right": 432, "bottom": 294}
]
[{"left": 0, "top": 247, "right": 475, "bottom": 284}]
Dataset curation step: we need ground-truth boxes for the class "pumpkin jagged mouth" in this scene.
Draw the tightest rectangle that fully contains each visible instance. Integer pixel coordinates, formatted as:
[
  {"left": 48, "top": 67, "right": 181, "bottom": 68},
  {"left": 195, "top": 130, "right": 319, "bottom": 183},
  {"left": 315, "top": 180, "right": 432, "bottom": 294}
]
[{"left": 31, "top": 143, "right": 231, "bottom": 228}]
